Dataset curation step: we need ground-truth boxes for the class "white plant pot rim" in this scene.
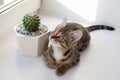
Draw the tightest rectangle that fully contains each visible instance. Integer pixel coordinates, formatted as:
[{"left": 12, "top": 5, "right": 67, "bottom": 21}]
[{"left": 14, "top": 24, "right": 50, "bottom": 38}]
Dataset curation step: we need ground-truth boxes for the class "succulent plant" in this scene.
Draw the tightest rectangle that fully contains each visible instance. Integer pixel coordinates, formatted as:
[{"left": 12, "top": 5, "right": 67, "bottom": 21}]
[{"left": 23, "top": 13, "right": 40, "bottom": 32}]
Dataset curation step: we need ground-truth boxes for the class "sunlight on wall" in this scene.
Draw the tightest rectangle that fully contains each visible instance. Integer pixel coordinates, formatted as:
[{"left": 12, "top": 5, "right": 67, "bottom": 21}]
[{"left": 57, "top": 0, "right": 98, "bottom": 22}]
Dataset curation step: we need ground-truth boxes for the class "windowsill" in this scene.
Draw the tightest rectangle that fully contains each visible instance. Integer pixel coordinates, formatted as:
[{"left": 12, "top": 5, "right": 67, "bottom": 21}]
[{"left": 0, "top": 13, "right": 120, "bottom": 80}]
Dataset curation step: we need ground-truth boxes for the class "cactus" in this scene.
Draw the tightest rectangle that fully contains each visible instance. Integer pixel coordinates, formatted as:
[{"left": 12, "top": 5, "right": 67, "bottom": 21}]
[{"left": 23, "top": 13, "right": 40, "bottom": 32}]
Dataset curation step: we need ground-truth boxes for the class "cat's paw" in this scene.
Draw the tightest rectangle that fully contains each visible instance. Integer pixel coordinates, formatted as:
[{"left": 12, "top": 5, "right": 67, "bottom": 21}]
[
  {"left": 56, "top": 68, "right": 65, "bottom": 76},
  {"left": 47, "top": 64, "right": 56, "bottom": 69},
  {"left": 46, "top": 61, "right": 58, "bottom": 69},
  {"left": 55, "top": 65, "right": 69, "bottom": 76}
]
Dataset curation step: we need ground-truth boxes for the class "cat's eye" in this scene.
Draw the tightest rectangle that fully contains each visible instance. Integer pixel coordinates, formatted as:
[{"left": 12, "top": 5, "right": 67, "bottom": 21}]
[
  {"left": 57, "top": 36, "right": 63, "bottom": 40},
  {"left": 57, "top": 36, "right": 60, "bottom": 39},
  {"left": 51, "top": 36, "right": 61, "bottom": 39}
]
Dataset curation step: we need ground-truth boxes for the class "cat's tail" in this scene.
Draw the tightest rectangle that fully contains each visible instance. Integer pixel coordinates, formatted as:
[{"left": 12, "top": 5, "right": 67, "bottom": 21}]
[{"left": 86, "top": 25, "right": 115, "bottom": 32}]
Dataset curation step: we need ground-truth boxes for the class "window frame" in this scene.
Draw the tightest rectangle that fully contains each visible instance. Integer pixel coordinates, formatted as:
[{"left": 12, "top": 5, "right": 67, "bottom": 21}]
[{"left": 0, "top": 0, "right": 23, "bottom": 14}]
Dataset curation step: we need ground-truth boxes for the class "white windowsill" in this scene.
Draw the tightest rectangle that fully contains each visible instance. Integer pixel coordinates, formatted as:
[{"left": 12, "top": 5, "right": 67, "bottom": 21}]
[{"left": 0, "top": 13, "right": 120, "bottom": 80}]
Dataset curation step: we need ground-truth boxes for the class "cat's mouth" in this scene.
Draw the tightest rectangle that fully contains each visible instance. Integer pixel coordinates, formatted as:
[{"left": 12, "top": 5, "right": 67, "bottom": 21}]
[
  {"left": 51, "top": 38, "right": 58, "bottom": 44},
  {"left": 50, "top": 38, "right": 62, "bottom": 48}
]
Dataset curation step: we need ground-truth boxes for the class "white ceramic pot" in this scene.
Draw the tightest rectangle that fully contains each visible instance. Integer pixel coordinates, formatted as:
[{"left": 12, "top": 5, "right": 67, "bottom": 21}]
[{"left": 14, "top": 24, "right": 50, "bottom": 57}]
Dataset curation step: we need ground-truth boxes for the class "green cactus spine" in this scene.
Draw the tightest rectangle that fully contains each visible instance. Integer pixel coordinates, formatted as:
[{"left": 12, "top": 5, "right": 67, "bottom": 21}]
[{"left": 23, "top": 13, "right": 40, "bottom": 32}]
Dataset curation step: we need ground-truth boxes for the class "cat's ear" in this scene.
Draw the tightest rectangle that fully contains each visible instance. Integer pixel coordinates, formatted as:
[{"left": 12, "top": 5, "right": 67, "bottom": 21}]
[
  {"left": 70, "top": 30, "right": 83, "bottom": 43},
  {"left": 55, "top": 17, "right": 67, "bottom": 31}
]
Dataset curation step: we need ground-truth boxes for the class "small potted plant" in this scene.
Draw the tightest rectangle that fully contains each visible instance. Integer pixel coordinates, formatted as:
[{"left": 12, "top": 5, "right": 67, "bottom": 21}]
[{"left": 14, "top": 13, "right": 50, "bottom": 57}]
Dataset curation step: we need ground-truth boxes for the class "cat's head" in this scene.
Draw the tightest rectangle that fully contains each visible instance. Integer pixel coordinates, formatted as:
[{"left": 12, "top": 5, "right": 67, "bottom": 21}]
[{"left": 50, "top": 18, "right": 83, "bottom": 50}]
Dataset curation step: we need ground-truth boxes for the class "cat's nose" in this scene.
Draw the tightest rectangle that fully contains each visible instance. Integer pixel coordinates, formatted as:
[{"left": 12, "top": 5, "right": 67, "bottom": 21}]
[
  {"left": 49, "top": 36, "right": 55, "bottom": 40},
  {"left": 51, "top": 36, "right": 54, "bottom": 38},
  {"left": 51, "top": 35, "right": 56, "bottom": 39}
]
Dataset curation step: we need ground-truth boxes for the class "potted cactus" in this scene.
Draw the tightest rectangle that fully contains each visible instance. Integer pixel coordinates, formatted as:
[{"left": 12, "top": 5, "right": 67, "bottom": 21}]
[{"left": 14, "top": 13, "right": 50, "bottom": 57}]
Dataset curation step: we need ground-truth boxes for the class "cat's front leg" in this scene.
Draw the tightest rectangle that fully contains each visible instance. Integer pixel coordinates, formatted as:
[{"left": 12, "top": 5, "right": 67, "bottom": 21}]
[
  {"left": 43, "top": 46, "right": 59, "bottom": 69},
  {"left": 46, "top": 60, "right": 58, "bottom": 69},
  {"left": 55, "top": 61, "right": 77, "bottom": 76},
  {"left": 55, "top": 64, "right": 70, "bottom": 76}
]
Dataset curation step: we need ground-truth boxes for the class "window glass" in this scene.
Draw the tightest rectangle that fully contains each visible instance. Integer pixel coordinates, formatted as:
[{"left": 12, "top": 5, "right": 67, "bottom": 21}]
[
  {"left": 0, "top": 0, "right": 16, "bottom": 7},
  {"left": 0, "top": 0, "right": 23, "bottom": 13}
]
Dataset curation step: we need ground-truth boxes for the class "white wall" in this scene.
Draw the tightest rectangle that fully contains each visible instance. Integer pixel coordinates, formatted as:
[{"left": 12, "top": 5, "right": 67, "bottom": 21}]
[
  {"left": 0, "top": 0, "right": 41, "bottom": 39},
  {"left": 96, "top": 0, "right": 120, "bottom": 29},
  {"left": 40, "top": 0, "right": 90, "bottom": 23},
  {"left": 41, "top": 0, "right": 120, "bottom": 29}
]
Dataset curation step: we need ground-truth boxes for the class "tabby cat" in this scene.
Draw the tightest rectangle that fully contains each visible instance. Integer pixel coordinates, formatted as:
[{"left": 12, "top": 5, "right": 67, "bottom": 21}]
[{"left": 43, "top": 18, "right": 115, "bottom": 76}]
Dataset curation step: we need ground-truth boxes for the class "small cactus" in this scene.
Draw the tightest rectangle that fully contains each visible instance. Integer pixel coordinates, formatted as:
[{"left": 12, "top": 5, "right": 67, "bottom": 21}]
[{"left": 23, "top": 13, "right": 40, "bottom": 32}]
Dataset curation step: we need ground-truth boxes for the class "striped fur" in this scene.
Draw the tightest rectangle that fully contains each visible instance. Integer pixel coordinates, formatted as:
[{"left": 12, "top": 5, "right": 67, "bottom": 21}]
[
  {"left": 43, "top": 22, "right": 115, "bottom": 76},
  {"left": 86, "top": 25, "right": 115, "bottom": 32}
]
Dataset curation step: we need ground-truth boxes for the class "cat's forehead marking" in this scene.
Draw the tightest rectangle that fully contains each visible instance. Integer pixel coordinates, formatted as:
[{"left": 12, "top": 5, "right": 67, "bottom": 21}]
[{"left": 51, "top": 30, "right": 62, "bottom": 37}]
